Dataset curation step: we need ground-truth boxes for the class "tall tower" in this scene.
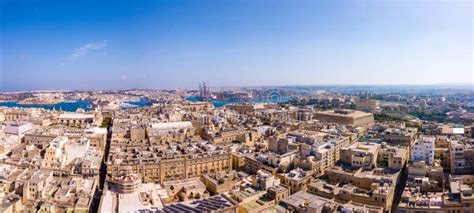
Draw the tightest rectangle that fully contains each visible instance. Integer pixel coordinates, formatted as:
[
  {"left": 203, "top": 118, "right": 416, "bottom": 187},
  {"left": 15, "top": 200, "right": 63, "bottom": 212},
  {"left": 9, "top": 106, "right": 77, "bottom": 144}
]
[{"left": 198, "top": 81, "right": 210, "bottom": 99}]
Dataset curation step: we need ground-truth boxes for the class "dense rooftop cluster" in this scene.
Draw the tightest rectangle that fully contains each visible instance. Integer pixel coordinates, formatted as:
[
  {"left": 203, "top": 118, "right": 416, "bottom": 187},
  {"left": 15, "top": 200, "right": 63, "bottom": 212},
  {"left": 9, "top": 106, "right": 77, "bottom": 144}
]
[{"left": 0, "top": 88, "right": 472, "bottom": 213}]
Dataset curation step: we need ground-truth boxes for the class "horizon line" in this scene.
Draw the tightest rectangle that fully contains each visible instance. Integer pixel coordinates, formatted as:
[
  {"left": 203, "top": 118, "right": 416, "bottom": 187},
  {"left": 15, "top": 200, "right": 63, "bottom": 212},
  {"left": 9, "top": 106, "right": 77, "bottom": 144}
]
[{"left": 1, "top": 82, "right": 473, "bottom": 93}]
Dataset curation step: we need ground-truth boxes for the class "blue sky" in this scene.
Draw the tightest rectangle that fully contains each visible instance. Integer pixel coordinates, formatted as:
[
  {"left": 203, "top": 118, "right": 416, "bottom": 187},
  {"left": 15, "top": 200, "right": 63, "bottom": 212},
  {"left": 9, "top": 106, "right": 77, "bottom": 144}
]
[{"left": 0, "top": 0, "right": 472, "bottom": 91}]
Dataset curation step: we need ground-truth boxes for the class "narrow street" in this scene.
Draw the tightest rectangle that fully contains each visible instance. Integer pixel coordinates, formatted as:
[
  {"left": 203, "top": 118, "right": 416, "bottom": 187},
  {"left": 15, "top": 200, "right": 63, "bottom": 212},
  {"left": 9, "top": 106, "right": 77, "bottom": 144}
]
[
  {"left": 391, "top": 163, "right": 408, "bottom": 212},
  {"left": 90, "top": 118, "right": 113, "bottom": 213}
]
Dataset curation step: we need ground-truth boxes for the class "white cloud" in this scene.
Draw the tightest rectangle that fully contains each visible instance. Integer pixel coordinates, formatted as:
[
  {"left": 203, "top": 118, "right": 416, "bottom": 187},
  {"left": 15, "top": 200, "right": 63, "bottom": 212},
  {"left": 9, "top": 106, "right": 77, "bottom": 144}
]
[
  {"left": 71, "top": 40, "right": 108, "bottom": 59},
  {"left": 59, "top": 40, "right": 108, "bottom": 66},
  {"left": 187, "top": 52, "right": 208, "bottom": 57}
]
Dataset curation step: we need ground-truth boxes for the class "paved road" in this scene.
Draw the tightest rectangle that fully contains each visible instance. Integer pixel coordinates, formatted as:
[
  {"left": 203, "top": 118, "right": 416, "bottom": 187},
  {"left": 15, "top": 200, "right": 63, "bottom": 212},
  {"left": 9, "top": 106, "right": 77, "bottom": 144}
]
[
  {"left": 90, "top": 119, "right": 113, "bottom": 213},
  {"left": 391, "top": 163, "right": 408, "bottom": 212}
]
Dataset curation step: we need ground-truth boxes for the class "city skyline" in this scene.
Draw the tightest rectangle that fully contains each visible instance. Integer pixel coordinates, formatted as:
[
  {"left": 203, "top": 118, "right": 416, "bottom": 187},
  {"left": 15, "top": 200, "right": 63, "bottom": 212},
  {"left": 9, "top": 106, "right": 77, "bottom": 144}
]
[
  {"left": 1, "top": 0, "right": 473, "bottom": 91},
  {"left": 2, "top": 1, "right": 474, "bottom": 212}
]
